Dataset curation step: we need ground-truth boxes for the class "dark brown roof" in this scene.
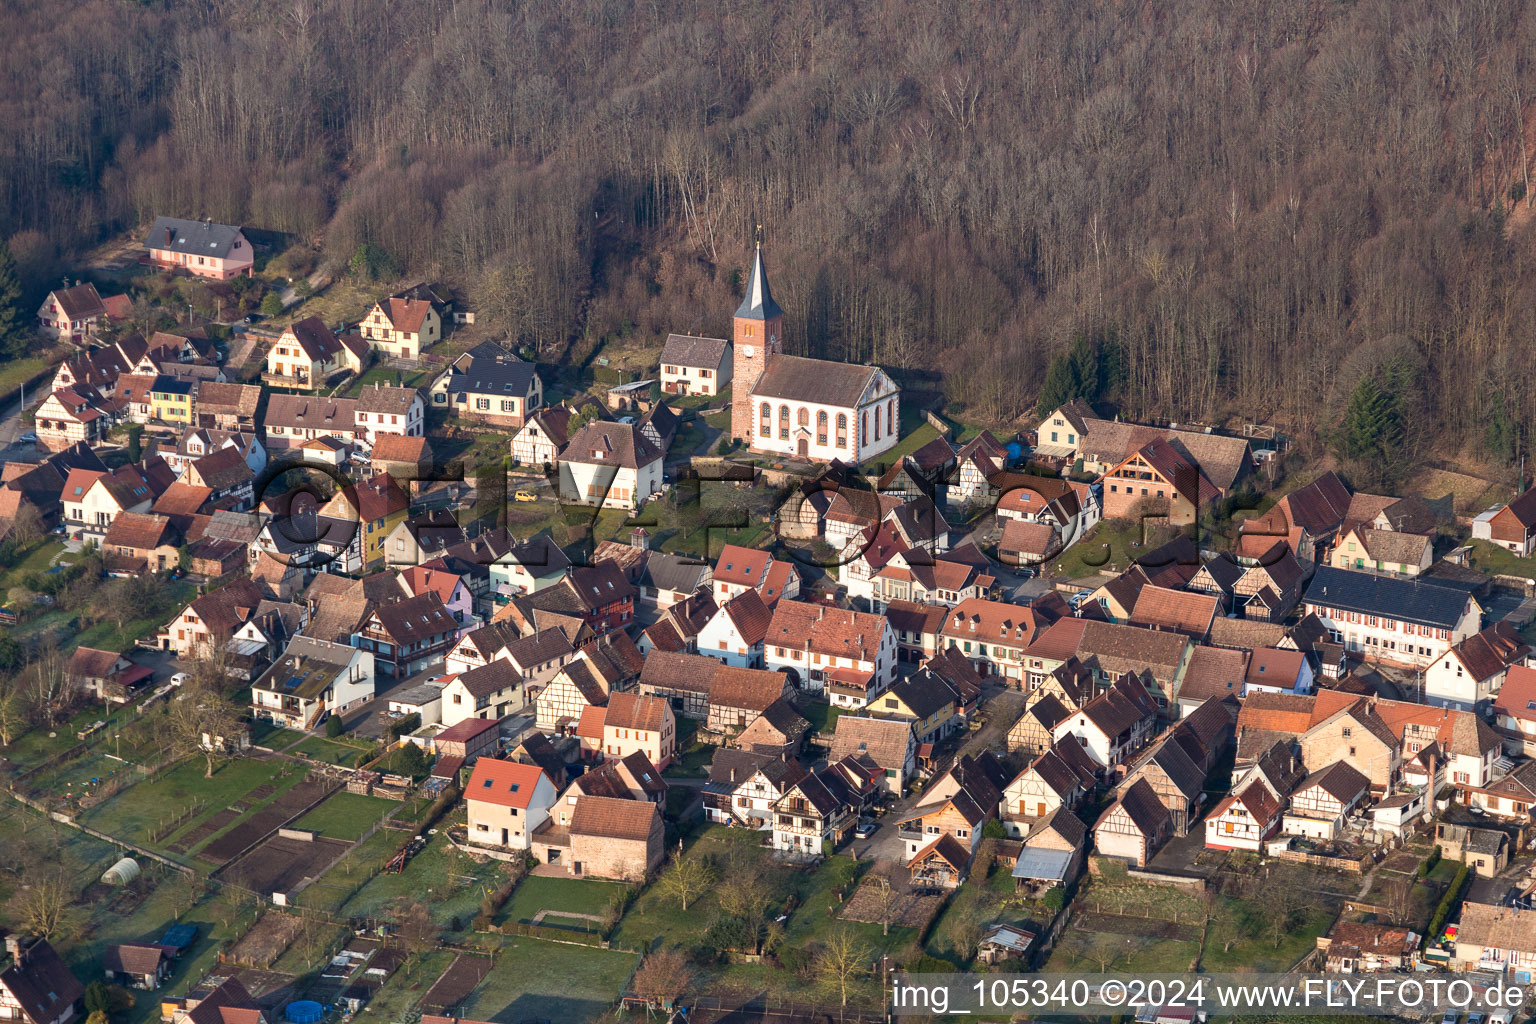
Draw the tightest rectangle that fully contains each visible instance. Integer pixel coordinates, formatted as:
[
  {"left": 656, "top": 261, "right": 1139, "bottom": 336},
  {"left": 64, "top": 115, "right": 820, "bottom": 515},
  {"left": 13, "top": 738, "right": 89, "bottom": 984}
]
[
  {"left": 827, "top": 715, "right": 914, "bottom": 768},
  {"left": 560, "top": 420, "right": 662, "bottom": 469},
  {"left": 1025, "top": 805, "right": 1087, "bottom": 849},
  {"left": 1021, "top": 746, "right": 1080, "bottom": 799},
  {"left": 189, "top": 445, "right": 253, "bottom": 491},
  {"left": 284, "top": 316, "right": 342, "bottom": 362},
  {"left": 103, "top": 511, "right": 178, "bottom": 551},
  {"left": 1101, "top": 777, "right": 1170, "bottom": 836},
  {"left": 605, "top": 691, "right": 670, "bottom": 733},
  {"left": 68, "top": 647, "right": 125, "bottom": 680},
  {"left": 103, "top": 943, "right": 163, "bottom": 977},
  {"left": 1078, "top": 620, "right": 1189, "bottom": 678},
  {"left": 639, "top": 650, "right": 720, "bottom": 694},
  {"left": 0, "top": 938, "right": 84, "bottom": 1024},
  {"left": 371, "top": 592, "right": 456, "bottom": 645},
  {"left": 356, "top": 383, "right": 421, "bottom": 415},
  {"left": 1296, "top": 760, "right": 1370, "bottom": 803},
  {"left": 721, "top": 588, "right": 773, "bottom": 645},
  {"left": 1179, "top": 645, "right": 1247, "bottom": 703},
  {"left": 188, "top": 578, "right": 265, "bottom": 637},
  {"left": 265, "top": 394, "right": 358, "bottom": 433},
  {"left": 568, "top": 794, "right": 660, "bottom": 841},
  {"left": 456, "top": 659, "right": 520, "bottom": 699},
  {"left": 709, "top": 665, "right": 787, "bottom": 713},
  {"left": 1449, "top": 620, "right": 1530, "bottom": 681},
  {"left": 750, "top": 354, "right": 883, "bottom": 408},
  {"left": 195, "top": 381, "right": 261, "bottom": 418},
  {"left": 370, "top": 434, "right": 430, "bottom": 464},
  {"left": 659, "top": 333, "right": 729, "bottom": 369},
  {"left": 50, "top": 282, "right": 106, "bottom": 321},
  {"left": 1129, "top": 738, "right": 1205, "bottom": 801}
]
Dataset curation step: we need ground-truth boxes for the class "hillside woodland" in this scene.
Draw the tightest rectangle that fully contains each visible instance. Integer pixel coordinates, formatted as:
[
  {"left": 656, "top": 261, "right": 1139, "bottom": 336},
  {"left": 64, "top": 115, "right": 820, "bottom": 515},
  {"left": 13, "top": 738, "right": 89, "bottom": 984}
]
[{"left": 5, "top": 0, "right": 1536, "bottom": 471}]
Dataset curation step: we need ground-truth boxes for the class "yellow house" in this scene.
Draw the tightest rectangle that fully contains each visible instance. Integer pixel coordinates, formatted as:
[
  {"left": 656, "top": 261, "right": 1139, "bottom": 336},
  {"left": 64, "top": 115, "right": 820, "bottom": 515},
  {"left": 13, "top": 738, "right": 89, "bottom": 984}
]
[
  {"left": 360, "top": 297, "right": 441, "bottom": 359},
  {"left": 1329, "top": 525, "right": 1433, "bottom": 576},
  {"left": 867, "top": 670, "right": 960, "bottom": 744},
  {"left": 319, "top": 473, "right": 410, "bottom": 571},
  {"left": 149, "top": 376, "right": 196, "bottom": 425}
]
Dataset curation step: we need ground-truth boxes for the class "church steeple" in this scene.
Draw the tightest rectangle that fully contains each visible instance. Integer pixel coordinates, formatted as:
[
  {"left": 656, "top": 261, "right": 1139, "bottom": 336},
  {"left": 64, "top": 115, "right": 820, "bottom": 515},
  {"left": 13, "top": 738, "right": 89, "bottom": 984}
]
[
  {"left": 735, "top": 233, "right": 783, "bottom": 321},
  {"left": 729, "top": 228, "right": 785, "bottom": 445}
]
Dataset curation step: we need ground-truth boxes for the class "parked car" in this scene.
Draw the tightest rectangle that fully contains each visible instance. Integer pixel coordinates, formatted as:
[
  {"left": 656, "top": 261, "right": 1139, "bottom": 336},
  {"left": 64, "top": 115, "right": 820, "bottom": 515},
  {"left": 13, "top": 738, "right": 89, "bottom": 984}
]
[
  {"left": 514, "top": 490, "right": 538, "bottom": 502},
  {"left": 167, "top": 672, "right": 189, "bottom": 688},
  {"left": 18, "top": 432, "right": 37, "bottom": 443},
  {"left": 1442, "top": 1011, "right": 1460, "bottom": 1024},
  {"left": 854, "top": 821, "right": 879, "bottom": 839}
]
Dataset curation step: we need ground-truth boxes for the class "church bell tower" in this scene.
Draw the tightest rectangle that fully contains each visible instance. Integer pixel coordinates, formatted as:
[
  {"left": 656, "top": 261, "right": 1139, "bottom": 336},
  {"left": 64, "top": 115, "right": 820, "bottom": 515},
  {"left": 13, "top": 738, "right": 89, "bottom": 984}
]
[{"left": 729, "top": 230, "right": 784, "bottom": 444}]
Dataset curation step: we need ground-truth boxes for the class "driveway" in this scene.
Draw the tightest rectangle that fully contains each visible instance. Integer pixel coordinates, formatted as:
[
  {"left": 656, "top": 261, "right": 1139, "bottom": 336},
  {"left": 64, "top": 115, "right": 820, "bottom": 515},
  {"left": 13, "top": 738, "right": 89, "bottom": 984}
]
[
  {"left": 1146, "top": 825, "right": 1219, "bottom": 879},
  {"left": 339, "top": 661, "right": 451, "bottom": 739},
  {"left": 1465, "top": 853, "right": 1533, "bottom": 906}
]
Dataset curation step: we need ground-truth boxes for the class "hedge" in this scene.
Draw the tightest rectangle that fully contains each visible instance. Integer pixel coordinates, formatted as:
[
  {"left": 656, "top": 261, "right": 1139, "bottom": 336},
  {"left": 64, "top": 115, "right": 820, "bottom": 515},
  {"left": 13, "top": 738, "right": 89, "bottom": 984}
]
[
  {"left": 1418, "top": 846, "right": 1441, "bottom": 878},
  {"left": 1424, "top": 863, "right": 1469, "bottom": 948}
]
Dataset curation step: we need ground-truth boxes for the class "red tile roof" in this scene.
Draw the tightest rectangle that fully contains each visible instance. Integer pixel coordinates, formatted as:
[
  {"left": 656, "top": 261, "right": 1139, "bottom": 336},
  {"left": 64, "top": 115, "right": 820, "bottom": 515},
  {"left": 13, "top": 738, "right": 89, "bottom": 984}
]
[{"left": 465, "top": 758, "right": 548, "bottom": 809}]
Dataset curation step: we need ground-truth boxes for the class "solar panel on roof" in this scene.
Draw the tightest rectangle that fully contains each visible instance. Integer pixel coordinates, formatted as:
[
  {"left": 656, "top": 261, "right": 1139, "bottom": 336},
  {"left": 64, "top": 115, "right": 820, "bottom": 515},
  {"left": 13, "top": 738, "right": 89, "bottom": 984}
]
[{"left": 283, "top": 675, "right": 304, "bottom": 689}]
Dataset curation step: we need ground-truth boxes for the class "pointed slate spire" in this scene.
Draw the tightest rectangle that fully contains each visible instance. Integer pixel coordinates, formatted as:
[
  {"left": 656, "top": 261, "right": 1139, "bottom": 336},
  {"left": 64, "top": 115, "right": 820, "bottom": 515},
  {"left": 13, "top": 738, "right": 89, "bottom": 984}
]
[{"left": 735, "top": 234, "right": 783, "bottom": 321}]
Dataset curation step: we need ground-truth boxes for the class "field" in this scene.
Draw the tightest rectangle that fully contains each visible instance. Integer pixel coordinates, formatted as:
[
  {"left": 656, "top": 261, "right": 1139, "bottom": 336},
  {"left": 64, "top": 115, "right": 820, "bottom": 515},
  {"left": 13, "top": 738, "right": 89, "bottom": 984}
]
[
  {"left": 77, "top": 757, "right": 304, "bottom": 854},
  {"left": 1045, "top": 861, "right": 1345, "bottom": 976},
  {"left": 293, "top": 792, "right": 396, "bottom": 840},
  {"left": 292, "top": 827, "right": 403, "bottom": 913},
  {"left": 457, "top": 938, "right": 637, "bottom": 1024},
  {"left": 1406, "top": 467, "right": 1507, "bottom": 515},
  {"left": 198, "top": 777, "right": 334, "bottom": 865},
  {"left": 221, "top": 833, "right": 353, "bottom": 896},
  {"left": 419, "top": 952, "right": 494, "bottom": 1013},
  {"left": 336, "top": 831, "right": 509, "bottom": 931}
]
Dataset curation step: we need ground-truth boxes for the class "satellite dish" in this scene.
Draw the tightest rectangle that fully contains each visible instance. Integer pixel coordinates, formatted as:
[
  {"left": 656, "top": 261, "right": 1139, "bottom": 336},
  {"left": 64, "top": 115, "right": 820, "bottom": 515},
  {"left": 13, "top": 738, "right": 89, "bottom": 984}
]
[{"left": 427, "top": 828, "right": 438, "bottom": 835}]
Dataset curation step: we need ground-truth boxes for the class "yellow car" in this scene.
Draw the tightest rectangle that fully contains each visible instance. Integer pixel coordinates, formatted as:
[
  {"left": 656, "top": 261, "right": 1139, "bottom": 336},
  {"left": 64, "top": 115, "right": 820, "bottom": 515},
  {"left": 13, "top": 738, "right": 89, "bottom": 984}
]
[{"left": 514, "top": 490, "right": 538, "bottom": 502}]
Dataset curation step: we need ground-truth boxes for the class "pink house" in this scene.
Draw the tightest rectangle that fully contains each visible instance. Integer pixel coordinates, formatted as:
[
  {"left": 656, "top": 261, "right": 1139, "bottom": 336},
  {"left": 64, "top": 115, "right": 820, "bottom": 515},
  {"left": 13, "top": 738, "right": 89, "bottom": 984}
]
[
  {"left": 397, "top": 565, "right": 478, "bottom": 636},
  {"left": 144, "top": 217, "right": 254, "bottom": 279},
  {"left": 36, "top": 283, "right": 106, "bottom": 342}
]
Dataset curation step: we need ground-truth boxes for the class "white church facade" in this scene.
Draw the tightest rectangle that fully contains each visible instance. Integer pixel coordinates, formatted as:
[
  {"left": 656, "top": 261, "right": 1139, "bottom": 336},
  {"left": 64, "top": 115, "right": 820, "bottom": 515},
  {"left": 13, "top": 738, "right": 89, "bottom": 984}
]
[{"left": 727, "top": 245, "right": 901, "bottom": 465}]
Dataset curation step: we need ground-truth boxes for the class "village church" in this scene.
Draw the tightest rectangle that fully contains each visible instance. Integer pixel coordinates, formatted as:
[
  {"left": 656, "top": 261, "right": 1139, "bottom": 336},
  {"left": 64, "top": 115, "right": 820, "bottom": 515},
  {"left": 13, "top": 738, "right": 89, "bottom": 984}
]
[{"left": 727, "top": 244, "right": 901, "bottom": 464}]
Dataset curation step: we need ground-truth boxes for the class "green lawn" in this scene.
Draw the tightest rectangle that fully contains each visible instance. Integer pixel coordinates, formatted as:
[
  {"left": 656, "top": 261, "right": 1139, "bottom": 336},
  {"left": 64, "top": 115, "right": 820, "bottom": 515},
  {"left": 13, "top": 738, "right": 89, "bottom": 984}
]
[
  {"left": 0, "top": 804, "right": 259, "bottom": 1024},
  {"left": 0, "top": 355, "right": 54, "bottom": 398},
  {"left": 293, "top": 792, "right": 395, "bottom": 841},
  {"left": 71, "top": 579, "right": 196, "bottom": 652},
  {"left": 801, "top": 699, "right": 843, "bottom": 737},
  {"left": 249, "top": 721, "right": 305, "bottom": 750},
  {"left": 460, "top": 937, "right": 637, "bottom": 1024},
  {"left": 1047, "top": 517, "right": 1179, "bottom": 579},
  {"left": 500, "top": 875, "right": 628, "bottom": 929},
  {"left": 292, "top": 735, "right": 370, "bottom": 766},
  {"left": 339, "top": 830, "right": 508, "bottom": 932},
  {"left": 0, "top": 539, "right": 67, "bottom": 590},
  {"left": 881, "top": 422, "right": 943, "bottom": 464},
  {"left": 1, "top": 704, "right": 134, "bottom": 777},
  {"left": 345, "top": 363, "right": 435, "bottom": 396},
  {"left": 1466, "top": 539, "right": 1536, "bottom": 580}
]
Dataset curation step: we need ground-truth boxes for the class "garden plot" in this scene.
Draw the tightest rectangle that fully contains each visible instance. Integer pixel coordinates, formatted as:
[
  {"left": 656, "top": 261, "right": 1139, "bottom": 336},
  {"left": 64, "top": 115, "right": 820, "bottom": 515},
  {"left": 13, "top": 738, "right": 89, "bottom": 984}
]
[
  {"left": 419, "top": 953, "right": 493, "bottom": 1014},
  {"left": 199, "top": 778, "right": 335, "bottom": 865},
  {"left": 220, "top": 833, "right": 353, "bottom": 898}
]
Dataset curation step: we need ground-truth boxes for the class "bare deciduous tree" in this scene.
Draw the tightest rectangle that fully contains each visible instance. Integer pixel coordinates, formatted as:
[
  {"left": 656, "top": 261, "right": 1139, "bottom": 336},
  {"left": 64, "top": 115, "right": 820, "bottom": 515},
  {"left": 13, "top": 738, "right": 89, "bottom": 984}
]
[{"left": 813, "top": 928, "right": 870, "bottom": 1008}]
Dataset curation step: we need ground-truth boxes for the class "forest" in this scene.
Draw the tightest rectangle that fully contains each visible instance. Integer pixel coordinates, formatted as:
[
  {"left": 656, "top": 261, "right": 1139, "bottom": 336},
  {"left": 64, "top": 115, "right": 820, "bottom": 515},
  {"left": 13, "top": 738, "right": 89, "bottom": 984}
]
[{"left": 5, "top": 0, "right": 1536, "bottom": 471}]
